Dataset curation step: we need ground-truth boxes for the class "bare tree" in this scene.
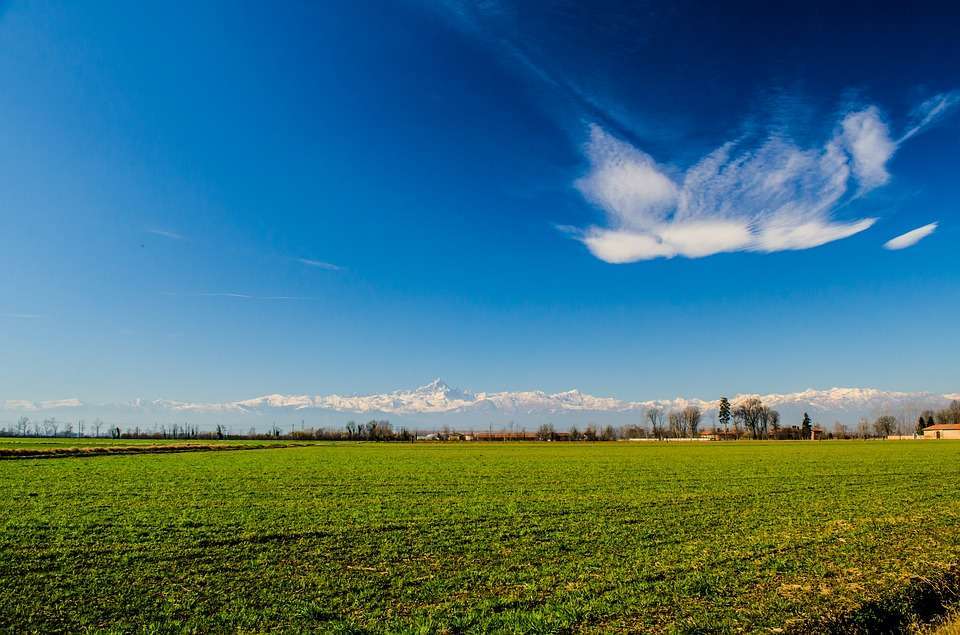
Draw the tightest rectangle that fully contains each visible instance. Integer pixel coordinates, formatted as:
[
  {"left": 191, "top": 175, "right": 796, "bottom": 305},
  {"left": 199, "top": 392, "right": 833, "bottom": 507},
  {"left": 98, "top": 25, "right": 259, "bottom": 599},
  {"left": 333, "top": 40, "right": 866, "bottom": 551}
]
[
  {"left": 646, "top": 407, "right": 665, "bottom": 440},
  {"left": 620, "top": 423, "right": 645, "bottom": 439},
  {"left": 873, "top": 415, "right": 897, "bottom": 437},
  {"left": 767, "top": 409, "right": 781, "bottom": 438},
  {"left": 732, "top": 407, "right": 744, "bottom": 438},
  {"left": 935, "top": 400, "right": 960, "bottom": 425},
  {"left": 583, "top": 424, "right": 598, "bottom": 441},
  {"left": 537, "top": 423, "right": 555, "bottom": 441},
  {"left": 733, "top": 398, "right": 764, "bottom": 438},
  {"left": 668, "top": 411, "right": 683, "bottom": 438},
  {"left": 832, "top": 421, "right": 847, "bottom": 439},
  {"left": 683, "top": 405, "right": 702, "bottom": 437}
]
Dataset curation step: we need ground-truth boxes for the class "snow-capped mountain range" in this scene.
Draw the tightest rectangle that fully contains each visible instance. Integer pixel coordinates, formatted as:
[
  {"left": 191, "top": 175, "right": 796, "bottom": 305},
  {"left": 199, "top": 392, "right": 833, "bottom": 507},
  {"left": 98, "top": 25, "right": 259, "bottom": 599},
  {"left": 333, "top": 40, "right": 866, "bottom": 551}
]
[{"left": 2, "top": 379, "right": 957, "bottom": 429}]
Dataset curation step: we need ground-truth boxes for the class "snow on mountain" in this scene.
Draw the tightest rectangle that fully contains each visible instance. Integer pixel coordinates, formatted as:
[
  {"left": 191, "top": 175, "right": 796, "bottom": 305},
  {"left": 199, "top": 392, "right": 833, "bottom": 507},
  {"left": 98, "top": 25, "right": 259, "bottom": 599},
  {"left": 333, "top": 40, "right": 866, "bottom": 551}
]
[
  {"left": 2, "top": 398, "right": 84, "bottom": 411},
  {"left": 2, "top": 380, "right": 956, "bottom": 427},
  {"left": 749, "top": 387, "right": 924, "bottom": 410}
]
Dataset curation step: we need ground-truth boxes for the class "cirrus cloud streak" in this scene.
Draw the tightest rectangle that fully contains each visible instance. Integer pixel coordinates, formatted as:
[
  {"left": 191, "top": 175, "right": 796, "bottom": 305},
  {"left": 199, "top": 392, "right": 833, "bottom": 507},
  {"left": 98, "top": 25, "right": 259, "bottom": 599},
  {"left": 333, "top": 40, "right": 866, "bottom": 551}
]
[{"left": 298, "top": 258, "right": 343, "bottom": 271}]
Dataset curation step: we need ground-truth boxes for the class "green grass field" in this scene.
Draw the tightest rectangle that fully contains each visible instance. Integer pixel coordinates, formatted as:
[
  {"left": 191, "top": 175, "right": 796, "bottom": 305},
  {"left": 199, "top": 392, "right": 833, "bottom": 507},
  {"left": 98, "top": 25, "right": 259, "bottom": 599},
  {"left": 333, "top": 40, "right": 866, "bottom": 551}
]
[{"left": 2, "top": 441, "right": 959, "bottom": 633}]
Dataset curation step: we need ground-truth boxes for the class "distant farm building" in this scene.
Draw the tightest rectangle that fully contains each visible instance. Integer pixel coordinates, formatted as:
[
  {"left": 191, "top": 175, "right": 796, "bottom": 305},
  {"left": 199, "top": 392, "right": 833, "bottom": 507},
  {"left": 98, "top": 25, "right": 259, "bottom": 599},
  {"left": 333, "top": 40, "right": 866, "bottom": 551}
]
[{"left": 923, "top": 423, "right": 960, "bottom": 439}]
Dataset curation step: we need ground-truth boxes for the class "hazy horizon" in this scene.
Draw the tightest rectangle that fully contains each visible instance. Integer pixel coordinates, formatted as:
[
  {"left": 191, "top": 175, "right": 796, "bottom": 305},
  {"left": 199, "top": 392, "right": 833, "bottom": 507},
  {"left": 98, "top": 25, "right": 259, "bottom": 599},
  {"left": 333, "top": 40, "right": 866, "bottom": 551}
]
[{"left": 3, "top": 378, "right": 957, "bottom": 432}]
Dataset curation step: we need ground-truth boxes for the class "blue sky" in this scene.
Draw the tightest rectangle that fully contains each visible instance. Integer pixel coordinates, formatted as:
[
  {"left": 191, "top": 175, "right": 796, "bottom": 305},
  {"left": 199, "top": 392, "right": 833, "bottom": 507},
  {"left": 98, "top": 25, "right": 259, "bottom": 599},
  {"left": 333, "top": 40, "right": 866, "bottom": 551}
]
[{"left": 1, "top": 1, "right": 958, "bottom": 402}]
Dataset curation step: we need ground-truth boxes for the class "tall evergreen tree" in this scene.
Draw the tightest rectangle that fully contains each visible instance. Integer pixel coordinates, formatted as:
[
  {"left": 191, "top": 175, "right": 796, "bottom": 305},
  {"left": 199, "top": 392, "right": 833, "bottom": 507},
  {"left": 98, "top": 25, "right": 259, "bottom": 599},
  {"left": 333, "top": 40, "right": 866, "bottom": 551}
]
[
  {"left": 801, "top": 412, "right": 812, "bottom": 439},
  {"left": 718, "top": 397, "right": 731, "bottom": 432}
]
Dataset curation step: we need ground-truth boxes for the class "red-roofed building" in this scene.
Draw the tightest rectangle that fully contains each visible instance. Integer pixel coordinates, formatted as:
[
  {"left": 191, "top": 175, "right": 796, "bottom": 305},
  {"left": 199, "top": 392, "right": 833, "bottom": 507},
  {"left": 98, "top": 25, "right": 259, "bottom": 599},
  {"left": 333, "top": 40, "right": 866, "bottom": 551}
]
[{"left": 923, "top": 423, "right": 960, "bottom": 439}]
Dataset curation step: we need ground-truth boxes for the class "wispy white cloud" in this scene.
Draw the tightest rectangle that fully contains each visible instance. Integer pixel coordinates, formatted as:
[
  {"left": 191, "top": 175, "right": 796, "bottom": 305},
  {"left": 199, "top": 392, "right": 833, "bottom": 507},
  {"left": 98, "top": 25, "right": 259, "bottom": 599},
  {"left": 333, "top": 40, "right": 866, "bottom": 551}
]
[
  {"left": 841, "top": 106, "right": 895, "bottom": 192},
  {"left": 899, "top": 91, "right": 960, "bottom": 142},
  {"left": 298, "top": 258, "right": 342, "bottom": 271},
  {"left": 573, "top": 95, "right": 955, "bottom": 262},
  {"left": 883, "top": 222, "right": 938, "bottom": 250},
  {"left": 147, "top": 228, "right": 184, "bottom": 240}
]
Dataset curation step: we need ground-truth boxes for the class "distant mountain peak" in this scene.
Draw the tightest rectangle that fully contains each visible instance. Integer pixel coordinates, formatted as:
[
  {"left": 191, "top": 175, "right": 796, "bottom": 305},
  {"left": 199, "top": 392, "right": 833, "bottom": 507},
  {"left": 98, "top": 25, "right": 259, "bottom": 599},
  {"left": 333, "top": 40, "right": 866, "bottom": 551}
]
[{"left": 414, "top": 378, "right": 452, "bottom": 393}]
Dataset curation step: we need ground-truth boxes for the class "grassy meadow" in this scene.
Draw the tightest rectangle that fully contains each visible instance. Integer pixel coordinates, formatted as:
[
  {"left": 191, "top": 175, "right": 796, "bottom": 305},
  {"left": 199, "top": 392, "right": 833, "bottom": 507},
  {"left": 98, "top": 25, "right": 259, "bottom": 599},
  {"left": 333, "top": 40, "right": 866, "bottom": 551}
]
[{"left": 2, "top": 441, "right": 959, "bottom": 633}]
